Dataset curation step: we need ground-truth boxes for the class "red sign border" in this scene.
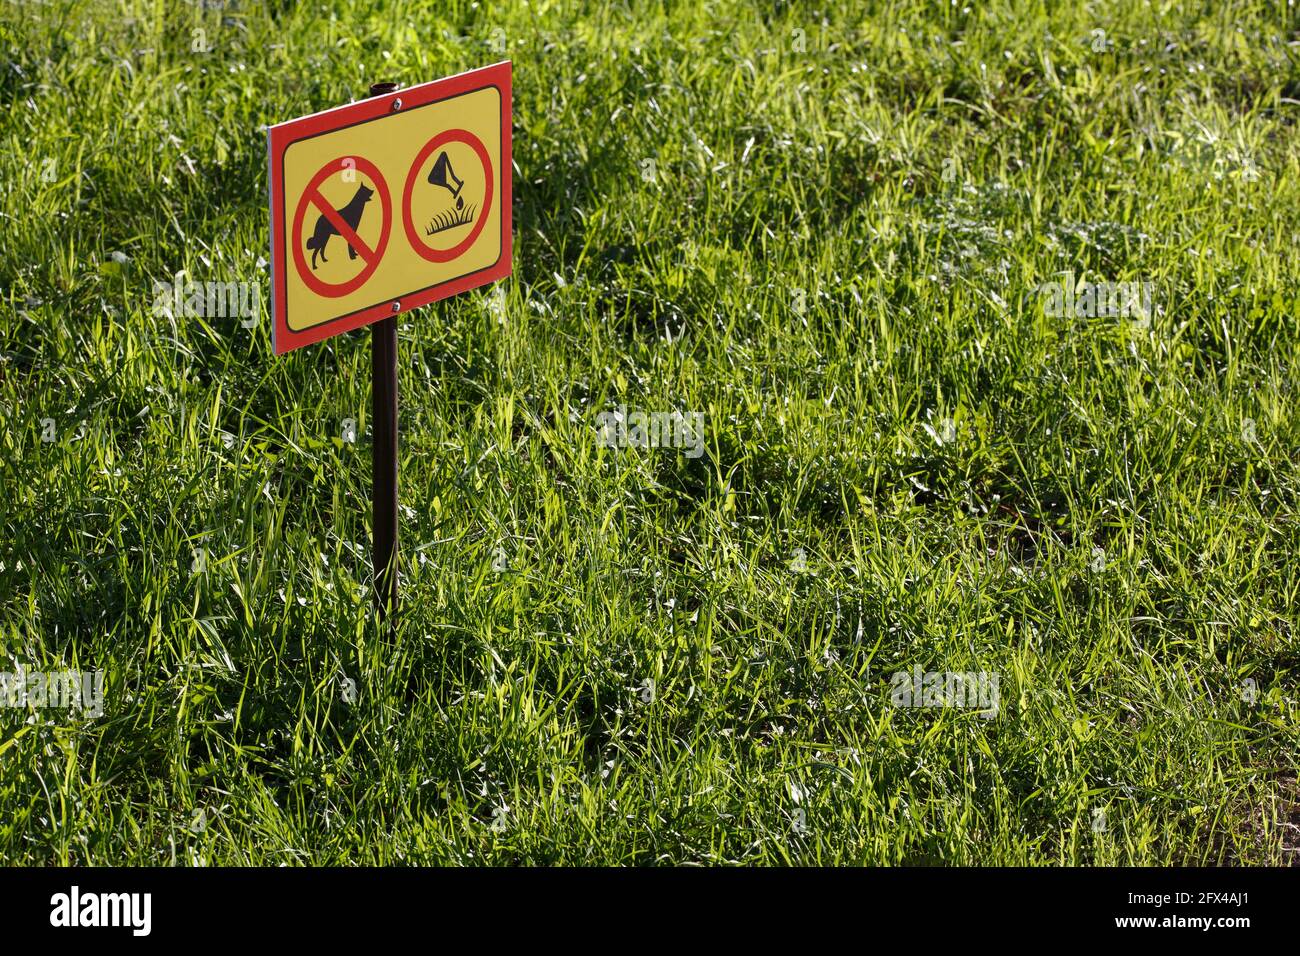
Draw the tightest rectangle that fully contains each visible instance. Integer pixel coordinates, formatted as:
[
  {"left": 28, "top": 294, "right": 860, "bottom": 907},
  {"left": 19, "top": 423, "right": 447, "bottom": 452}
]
[{"left": 267, "top": 61, "right": 512, "bottom": 355}]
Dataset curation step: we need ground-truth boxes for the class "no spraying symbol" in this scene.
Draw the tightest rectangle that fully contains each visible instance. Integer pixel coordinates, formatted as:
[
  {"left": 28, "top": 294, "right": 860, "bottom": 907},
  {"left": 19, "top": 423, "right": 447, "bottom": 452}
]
[
  {"left": 402, "top": 129, "right": 494, "bottom": 264},
  {"left": 292, "top": 156, "right": 393, "bottom": 298}
]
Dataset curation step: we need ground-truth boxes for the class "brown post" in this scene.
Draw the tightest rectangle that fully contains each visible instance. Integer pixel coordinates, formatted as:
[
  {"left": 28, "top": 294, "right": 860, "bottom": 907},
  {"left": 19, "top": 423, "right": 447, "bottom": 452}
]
[{"left": 368, "top": 81, "right": 400, "bottom": 630}]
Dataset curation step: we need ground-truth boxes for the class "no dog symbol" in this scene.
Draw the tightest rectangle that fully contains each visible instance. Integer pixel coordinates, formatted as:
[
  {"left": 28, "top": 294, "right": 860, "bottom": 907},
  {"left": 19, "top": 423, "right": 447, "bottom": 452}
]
[{"left": 291, "top": 156, "right": 393, "bottom": 298}]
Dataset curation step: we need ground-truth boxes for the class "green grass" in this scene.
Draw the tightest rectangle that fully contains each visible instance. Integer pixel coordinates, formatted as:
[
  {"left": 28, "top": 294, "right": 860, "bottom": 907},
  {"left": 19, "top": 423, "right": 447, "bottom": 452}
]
[{"left": 1, "top": 0, "right": 1298, "bottom": 865}]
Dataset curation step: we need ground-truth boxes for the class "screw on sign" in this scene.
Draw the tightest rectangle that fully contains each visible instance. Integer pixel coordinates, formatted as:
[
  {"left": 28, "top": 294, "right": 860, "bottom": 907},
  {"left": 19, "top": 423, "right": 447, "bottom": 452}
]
[{"left": 266, "top": 63, "right": 513, "bottom": 628}]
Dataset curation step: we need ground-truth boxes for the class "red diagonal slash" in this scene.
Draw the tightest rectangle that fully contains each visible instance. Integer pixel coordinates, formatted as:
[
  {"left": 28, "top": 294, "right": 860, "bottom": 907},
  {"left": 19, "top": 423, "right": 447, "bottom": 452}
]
[{"left": 306, "top": 186, "right": 376, "bottom": 264}]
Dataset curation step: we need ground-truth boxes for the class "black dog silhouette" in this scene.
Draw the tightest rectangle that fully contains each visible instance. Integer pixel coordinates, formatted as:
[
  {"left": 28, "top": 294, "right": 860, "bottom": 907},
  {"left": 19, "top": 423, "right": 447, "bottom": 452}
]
[{"left": 305, "top": 184, "right": 373, "bottom": 269}]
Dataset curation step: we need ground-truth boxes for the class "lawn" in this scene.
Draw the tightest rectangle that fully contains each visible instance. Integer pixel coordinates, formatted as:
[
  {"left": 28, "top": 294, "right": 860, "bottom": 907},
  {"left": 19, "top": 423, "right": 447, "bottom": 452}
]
[{"left": 0, "top": 0, "right": 1297, "bottom": 864}]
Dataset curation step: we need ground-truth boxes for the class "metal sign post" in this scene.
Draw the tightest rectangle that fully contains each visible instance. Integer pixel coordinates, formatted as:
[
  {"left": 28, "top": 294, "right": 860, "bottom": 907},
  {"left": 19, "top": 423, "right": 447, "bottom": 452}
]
[{"left": 367, "top": 82, "right": 400, "bottom": 629}]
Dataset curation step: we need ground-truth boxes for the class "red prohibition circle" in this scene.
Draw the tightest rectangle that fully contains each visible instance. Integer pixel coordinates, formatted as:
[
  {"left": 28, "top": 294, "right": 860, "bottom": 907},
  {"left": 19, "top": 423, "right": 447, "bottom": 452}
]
[
  {"left": 402, "top": 129, "right": 494, "bottom": 264},
  {"left": 291, "top": 156, "right": 392, "bottom": 299}
]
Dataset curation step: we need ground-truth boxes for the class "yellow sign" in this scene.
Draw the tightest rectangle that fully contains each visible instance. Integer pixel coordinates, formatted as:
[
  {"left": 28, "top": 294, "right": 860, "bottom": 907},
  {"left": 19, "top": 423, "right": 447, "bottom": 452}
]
[{"left": 267, "top": 63, "right": 512, "bottom": 353}]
